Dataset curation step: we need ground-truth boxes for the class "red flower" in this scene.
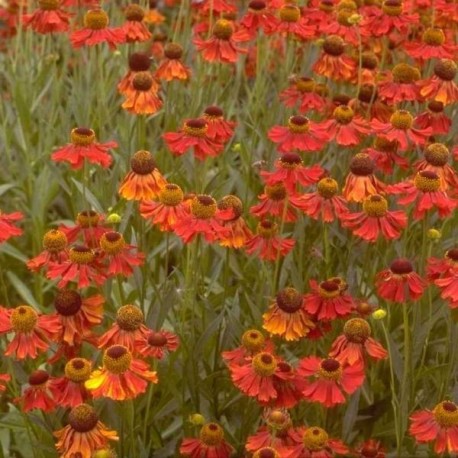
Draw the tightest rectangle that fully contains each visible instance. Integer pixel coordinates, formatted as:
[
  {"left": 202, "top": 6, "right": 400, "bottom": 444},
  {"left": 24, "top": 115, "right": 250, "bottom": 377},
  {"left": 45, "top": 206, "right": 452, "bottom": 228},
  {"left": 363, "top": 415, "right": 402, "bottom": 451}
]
[
  {"left": 415, "top": 100, "right": 451, "bottom": 135},
  {"left": 0, "top": 210, "right": 23, "bottom": 243},
  {"left": 378, "top": 64, "right": 422, "bottom": 104},
  {"left": 60, "top": 210, "right": 108, "bottom": 248},
  {"left": 19, "top": 370, "right": 58, "bottom": 412},
  {"left": 304, "top": 278, "right": 354, "bottom": 321},
  {"left": 240, "top": 0, "right": 279, "bottom": 36},
  {"left": 193, "top": 0, "right": 236, "bottom": 14},
  {"left": 163, "top": 118, "right": 224, "bottom": 161},
  {"left": 268, "top": 361, "right": 306, "bottom": 408},
  {"left": 22, "top": 0, "right": 71, "bottom": 34},
  {"left": 250, "top": 182, "right": 298, "bottom": 222},
  {"left": 329, "top": 318, "right": 388, "bottom": 366},
  {"left": 298, "top": 356, "right": 365, "bottom": 407},
  {"left": 354, "top": 439, "right": 386, "bottom": 458},
  {"left": 154, "top": 43, "right": 191, "bottom": 82},
  {"left": 51, "top": 127, "right": 116, "bottom": 170},
  {"left": 427, "top": 248, "right": 458, "bottom": 309},
  {"left": 404, "top": 27, "right": 458, "bottom": 61},
  {"left": 268, "top": 115, "right": 327, "bottom": 153},
  {"left": 276, "top": 4, "right": 315, "bottom": 40},
  {"left": 409, "top": 401, "right": 458, "bottom": 454},
  {"left": 135, "top": 329, "right": 179, "bottom": 359},
  {"left": 222, "top": 329, "right": 272, "bottom": 367},
  {"left": 27, "top": 229, "right": 68, "bottom": 272},
  {"left": 418, "top": 59, "right": 458, "bottom": 105},
  {"left": 121, "top": 71, "right": 163, "bottom": 115},
  {"left": 343, "top": 195, "right": 407, "bottom": 243},
  {"left": 119, "top": 4, "right": 151, "bottom": 43},
  {"left": 375, "top": 258, "right": 426, "bottom": 303},
  {"left": 365, "top": 137, "right": 408, "bottom": 175},
  {"left": 71, "top": 9, "right": 125, "bottom": 50},
  {"left": 279, "top": 77, "right": 327, "bottom": 113},
  {"left": 180, "top": 423, "right": 234, "bottom": 458},
  {"left": 202, "top": 105, "right": 236, "bottom": 143}
]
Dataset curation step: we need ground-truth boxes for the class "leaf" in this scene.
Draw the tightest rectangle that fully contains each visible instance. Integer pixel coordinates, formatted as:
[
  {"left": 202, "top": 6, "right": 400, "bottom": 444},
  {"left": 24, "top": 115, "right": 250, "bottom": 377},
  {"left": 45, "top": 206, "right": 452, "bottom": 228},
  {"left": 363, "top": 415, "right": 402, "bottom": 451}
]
[{"left": 6, "top": 272, "right": 40, "bottom": 309}]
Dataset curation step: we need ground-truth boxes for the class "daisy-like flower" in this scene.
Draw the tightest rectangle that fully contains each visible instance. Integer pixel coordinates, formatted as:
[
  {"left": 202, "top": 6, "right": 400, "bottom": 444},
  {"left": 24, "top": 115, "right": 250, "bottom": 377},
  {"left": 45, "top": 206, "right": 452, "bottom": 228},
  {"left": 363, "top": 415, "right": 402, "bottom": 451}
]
[
  {"left": 163, "top": 118, "right": 224, "bottom": 161},
  {"left": 240, "top": 0, "right": 279, "bottom": 37},
  {"left": 293, "top": 177, "right": 349, "bottom": 223},
  {"left": 47, "top": 245, "right": 106, "bottom": 288},
  {"left": 144, "top": 0, "right": 165, "bottom": 25},
  {"left": 351, "top": 85, "right": 393, "bottom": 124},
  {"left": 85, "top": 344, "right": 158, "bottom": 400},
  {"left": 329, "top": 317, "right": 387, "bottom": 366},
  {"left": 121, "top": 71, "right": 163, "bottom": 115},
  {"left": 194, "top": 0, "right": 236, "bottom": 14},
  {"left": 318, "top": 105, "right": 370, "bottom": 147},
  {"left": 52, "top": 358, "right": 92, "bottom": 408},
  {"left": 174, "top": 194, "right": 228, "bottom": 244},
  {"left": 260, "top": 153, "right": 324, "bottom": 193},
  {"left": 378, "top": 63, "right": 421, "bottom": 104},
  {"left": 99, "top": 231, "right": 144, "bottom": 277},
  {"left": 371, "top": 109, "right": 432, "bottom": 151},
  {"left": 303, "top": 278, "right": 354, "bottom": 321},
  {"left": 343, "top": 195, "right": 407, "bottom": 243},
  {"left": 415, "top": 100, "right": 451, "bottom": 135},
  {"left": 193, "top": 19, "right": 248, "bottom": 64},
  {"left": 71, "top": 8, "right": 125, "bottom": 50},
  {"left": 375, "top": 258, "right": 426, "bottom": 303},
  {"left": 202, "top": 106, "right": 236, "bottom": 144},
  {"left": 280, "top": 76, "right": 327, "bottom": 113},
  {"left": 0, "top": 209, "right": 23, "bottom": 243},
  {"left": 216, "top": 195, "right": 253, "bottom": 249},
  {"left": 354, "top": 439, "right": 386, "bottom": 458},
  {"left": 19, "top": 370, "right": 58, "bottom": 412},
  {"left": 0, "top": 305, "right": 60, "bottom": 359},
  {"left": 286, "top": 426, "right": 349, "bottom": 458},
  {"left": 180, "top": 423, "right": 234, "bottom": 458},
  {"left": 119, "top": 4, "right": 151, "bottom": 43},
  {"left": 26, "top": 229, "right": 68, "bottom": 272},
  {"left": 222, "top": 329, "right": 272, "bottom": 366},
  {"left": 404, "top": 27, "right": 458, "bottom": 61},
  {"left": 427, "top": 248, "right": 458, "bottom": 309},
  {"left": 118, "top": 52, "right": 153, "bottom": 96},
  {"left": 60, "top": 210, "right": 108, "bottom": 248},
  {"left": 22, "top": 0, "right": 71, "bottom": 34},
  {"left": 268, "top": 361, "right": 306, "bottom": 409},
  {"left": 154, "top": 42, "right": 191, "bottom": 82},
  {"left": 298, "top": 356, "right": 365, "bottom": 407},
  {"left": 365, "top": 136, "right": 408, "bottom": 175},
  {"left": 276, "top": 4, "right": 315, "bottom": 40},
  {"left": 263, "top": 287, "right": 315, "bottom": 341},
  {"left": 54, "top": 404, "right": 118, "bottom": 458},
  {"left": 409, "top": 400, "right": 458, "bottom": 454},
  {"left": 118, "top": 150, "right": 167, "bottom": 201},
  {"left": 388, "top": 171, "right": 456, "bottom": 220},
  {"left": 418, "top": 59, "right": 458, "bottom": 105},
  {"left": 135, "top": 329, "right": 179, "bottom": 359},
  {"left": 245, "top": 219, "right": 295, "bottom": 261},
  {"left": 268, "top": 115, "right": 327, "bottom": 153},
  {"left": 319, "top": 6, "right": 360, "bottom": 46},
  {"left": 98, "top": 304, "right": 149, "bottom": 352},
  {"left": 313, "top": 35, "right": 356, "bottom": 81},
  {"left": 250, "top": 447, "right": 281, "bottom": 457},
  {"left": 250, "top": 182, "right": 298, "bottom": 222},
  {"left": 51, "top": 127, "right": 117, "bottom": 170}
]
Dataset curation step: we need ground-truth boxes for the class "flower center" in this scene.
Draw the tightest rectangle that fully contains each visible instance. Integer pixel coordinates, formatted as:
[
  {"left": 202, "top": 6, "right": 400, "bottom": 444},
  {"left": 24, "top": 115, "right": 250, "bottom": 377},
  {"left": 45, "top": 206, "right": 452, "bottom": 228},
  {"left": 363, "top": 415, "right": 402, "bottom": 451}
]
[
  {"left": 363, "top": 195, "right": 388, "bottom": 217},
  {"left": 265, "top": 183, "right": 287, "bottom": 201},
  {"left": 428, "top": 100, "right": 444, "bottom": 113},
  {"left": 279, "top": 153, "right": 302, "bottom": 170},
  {"left": 323, "top": 35, "right": 344, "bottom": 56},
  {"left": 422, "top": 27, "right": 445, "bottom": 46},
  {"left": 38, "top": 0, "right": 59, "bottom": 10},
  {"left": 392, "top": 63, "right": 420, "bottom": 84},
  {"left": 116, "top": 304, "right": 144, "bottom": 331},
  {"left": 203, "top": 106, "right": 223, "bottom": 118},
  {"left": 266, "top": 409, "right": 290, "bottom": 429},
  {"left": 131, "top": 150, "right": 156, "bottom": 175},
  {"left": 434, "top": 59, "right": 457, "bottom": 81},
  {"left": 414, "top": 171, "right": 440, "bottom": 192},
  {"left": 303, "top": 427, "right": 329, "bottom": 451},
  {"left": 296, "top": 78, "right": 315, "bottom": 93},
  {"left": 350, "top": 153, "right": 375, "bottom": 176},
  {"left": 217, "top": 195, "right": 243, "bottom": 219},
  {"left": 65, "top": 358, "right": 92, "bottom": 382},
  {"left": 69, "top": 404, "right": 99, "bottom": 433},
  {"left": 100, "top": 231, "right": 126, "bottom": 255},
  {"left": 128, "top": 52, "right": 151, "bottom": 71},
  {"left": 288, "top": 115, "right": 310, "bottom": 133},
  {"left": 249, "top": 0, "right": 267, "bottom": 11},
  {"left": 319, "top": 0, "right": 334, "bottom": 12},
  {"left": 241, "top": 329, "right": 265, "bottom": 352},
  {"left": 213, "top": 19, "right": 233, "bottom": 39},
  {"left": 199, "top": 423, "right": 224, "bottom": 446},
  {"left": 358, "top": 84, "right": 377, "bottom": 103},
  {"left": 84, "top": 9, "right": 109, "bottom": 30},
  {"left": 159, "top": 184, "right": 184, "bottom": 206},
  {"left": 279, "top": 5, "right": 301, "bottom": 22},
  {"left": 29, "top": 370, "right": 49, "bottom": 386},
  {"left": 445, "top": 249, "right": 458, "bottom": 262},
  {"left": 257, "top": 220, "right": 278, "bottom": 238},
  {"left": 190, "top": 195, "right": 217, "bottom": 219},
  {"left": 424, "top": 143, "right": 449, "bottom": 166},
  {"left": 382, "top": 0, "right": 402, "bottom": 16},
  {"left": 319, "top": 359, "right": 342, "bottom": 380},
  {"left": 132, "top": 72, "right": 154, "bottom": 91},
  {"left": 147, "top": 332, "right": 168, "bottom": 347},
  {"left": 361, "top": 52, "right": 378, "bottom": 70},
  {"left": 333, "top": 105, "right": 354, "bottom": 125},
  {"left": 344, "top": 318, "right": 371, "bottom": 343},
  {"left": 374, "top": 136, "right": 398, "bottom": 152},
  {"left": 317, "top": 177, "right": 338, "bottom": 198},
  {"left": 54, "top": 290, "right": 82, "bottom": 316},
  {"left": 254, "top": 448, "right": 279, "bottom": 458},
  {"left": 336, "top": 8, "right": 354, "bottom": 26},
  {"left": 71, "top": 127, "right": 95, "bottom": 146},
  {"left": 252, "top": 352, "right": 277, "bottom": 376},
  {"left": 390, "top": 110, "right": 413, "bottom": 130},
  {"left": 433, "top": 401, "right": 458, "bottom": 427},
  {"left": 276, "top": 287, "right": 303, "bottom": 313},
  {"left": 183, "top": 119, "right": 208, "bottom": 137},
  {"left": 124, "top": 4, "right": 145, "bottom": 21},
  {"left": 11, "top": 306, "right": 38, "bottom": 333},
  {"left": 318, "top": 280, "right": 340, "bottom": 298},
  {"left": 164, "top": 43, "right": 183, "bottom": 59},
  {"left": 43, "top": 229, "right": 67, "bottom": 253},
  {"left": 69, "top": 245, "right": 95, "bottom": 264},
  {"left": 390, "top": 258, "right": 413, "bottom": 275},
  {"left": 103, "top": 345, "right": 133, "bottom": 374},
  {"left": 77, "top": 210, "right": 99, "bottom": 228}
]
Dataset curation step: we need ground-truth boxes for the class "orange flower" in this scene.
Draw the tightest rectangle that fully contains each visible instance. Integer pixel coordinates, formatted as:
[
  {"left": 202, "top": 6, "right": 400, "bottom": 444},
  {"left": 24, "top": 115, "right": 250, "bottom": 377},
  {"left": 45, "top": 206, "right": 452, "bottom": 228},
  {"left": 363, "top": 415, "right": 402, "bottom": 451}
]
[
  {"left": 365, "top": 137, "right": 408, "bottom": 175},
  {"left": 54, "top": 404, "right": 119, "bottom": 458},
  {"left": 262, "top": 287, "right": 315, "bottom": 341},
  {"left": 19, "top": 370, "right": 58, "bottom": 412},
  {"left": 415, "top": 100, "right": 451, "bottom": 135},
  {"left": 27, "top": 229, "right": 68, "bottom": 273},
  {"left": 276, "top": 4, "right": 315, "bottom": 40},
  {"left": 418, "top": 59, "right": 458, "bottom": 105},
  {"left": 144, "top": 1, "right": 165, "bottom": 24},
  {"left": 0, "top": 210, "right": 23, "bottom": 243},
  {"left": 22, "top": 0, "right": 71, "bottom": 34},
  {"left": 119, "top": 150, "right": 167, "bottom": 201},
  {"left": 180, "top": 423, "right": 234, "bottom": 458},
  {"left": 202, "top": 106, "right": 236, "bottom": 143},
  {"left": 121, "top": 71, "right": 163, "bottom": 115},
  {"left": 280, "top": 76, "right": 327, "bottom": 113},
  {"left": 120, "top": 4, "right": 151, "bottom": 42},
  {"left": 404, "top": 27, "right": 457, "bottom": 61},
  {"left": 135, "top": 329, "right": 180, "bottom": 359},
  {"left": 85, "top": 345, "right": 158, "bottom": 400},
  {"left": 155, "top": 43, "right": 191, "bottom": 82},
  {"left": 118, "top": 52, "right": 153, "bottom": 97},
  {"left": 250, "top": 182, "right": 298, "bottom": 222}
]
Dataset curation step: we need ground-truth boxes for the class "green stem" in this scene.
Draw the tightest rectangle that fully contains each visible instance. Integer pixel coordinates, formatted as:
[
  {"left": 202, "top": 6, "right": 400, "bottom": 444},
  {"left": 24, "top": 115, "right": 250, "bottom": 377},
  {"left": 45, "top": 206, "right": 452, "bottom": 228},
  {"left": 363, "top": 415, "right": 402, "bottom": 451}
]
[{"left": 400, "top": 304, "right": 411, "bottom": 455}]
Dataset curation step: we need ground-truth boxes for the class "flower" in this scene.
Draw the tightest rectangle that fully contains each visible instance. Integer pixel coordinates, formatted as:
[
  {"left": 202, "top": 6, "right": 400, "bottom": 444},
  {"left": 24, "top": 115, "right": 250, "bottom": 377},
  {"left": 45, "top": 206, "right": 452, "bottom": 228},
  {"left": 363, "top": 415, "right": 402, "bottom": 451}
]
[
  {"left": 343, "top": 195, "right": 407, "bottom": 243},
  {"left": 120, "top": 4, "right": 151, "bottom": 42},
  {"left": 202, "top": 106, "right": 236, "bottom": 143},
  {"left": 122, "top": 71, "right": 163, "bottom": 115},
  {"left": 378, "top": 63, "right": 422, "bottom": 104},
  {"left": 268, "top": 115, "right": 327, "bottom": 153},
  {"left": 277, "top": 4, "right": 315, "bottom": 40},
  {"left": 194, "top": 0, "right": 236, "bottom": 14},
  {"left": 19, "top": 370, "right": 58, "bottom": 412},
  {"left": 279, "top": 77, "right": 327, "bottom": 113},
  {"left": 154, "top": 42, "right": 191, "bottom": 82},
  {"left": 375, "top": 258, "right": 426, "bottom": 303},
  {"left": 409, "top": 400, "right": 458, "bottom": 454},
  {"left": 26, "top": 229, "right": 68, "bottom": 272},
  {"left": 0, "top": 374, "right": 10, "bottom": 392},
  {"left": 427, "top": 248, "right": 458, "bottom": 309},
  {"left": 222, "top": 329, "right": 272, "bottom": 366},
  {"left": 22, "top": 0, "right": 71, "bottom": 34},
  {"left": 51, "top": 127, "right": 117, "bottom": 170},
  {"left": 415, "top": 100, "right": 451, "bottom": 135},
  {"left": 0, "top": 305, "right": 60, "bottom": 359},
  {"left": 135, "top": 329, "right": 179, "bottom": 359},
  {"left": 418, "top": 59, "right": 458, "bottom": 105},
  {"left": 354, "top": 439, "right": 386, "bottom": 457},
  {"left": 263, "top": 287, "right": 315, "bottom": 341},
  {"left": 404, "top": 27, "right": 458, "bottom": 60},
  {"left": 98, "top": 304, "right": 149, "bottom": 352},
  {"left": 268, "top": 361, "right": 306, "bottom": 408},
  {"left": 365, "top": 137, "right": 408, "bottom": 175},
  {"left": 54, "top": 404, "right": 119, "bottom": 458},
  {"left": 85, "top": 345, "right": 158, "bottom": 400},
  {"left": 298, "top": 356, "right": 365, "bottom": 407},
  {"left": 329, "top": 318, "right": 388, "bottom": 365},
  {"left": 250, "top": 182, "right": 298, "bottom": 222},
  {"left": 118, "top": 150, "right": 167, "bottom": 201},
  {"left": 0, "top": 210, "right": 23, "bottom": 243},
  {"left": 180, "top": 423, "right": 234, "bottom": 458},
  {"left": 60, "top": 210, "right": 108, "bottom": 248},
  {"left": 240, "top": 0, "right": 279, "bottom": 36},
  {"left": 118, "top": 52, "right": 153, "bottom": 96},
  {"left": 163, "top": 118, "right": 224, "bottom": 161},
  {"left": 71, "top": 8, "right": 125, "bottom": 50},
  {"left": 303, "top": 278, "right": 354, "bottom": 321}
]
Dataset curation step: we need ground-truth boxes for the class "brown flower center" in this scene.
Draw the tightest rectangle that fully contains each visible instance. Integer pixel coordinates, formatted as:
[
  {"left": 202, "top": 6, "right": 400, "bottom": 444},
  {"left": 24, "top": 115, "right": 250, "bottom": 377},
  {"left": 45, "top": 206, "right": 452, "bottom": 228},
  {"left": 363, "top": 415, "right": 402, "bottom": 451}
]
[
  {"left": 318, "top": 280, "right": 340, "bottom": 298},
  {"left": 54, "top": 290, "right": 82, "bottom": 316},
  {"left": 445, "top": 249, "right": 458, "bottom": 262},
  {"left": 424, "top": 143, "right": 449, "bottom": 166},
  {"left": 276, "top": 287, "right": 303, "bottom": 313},
  {"left": 279, "top": 4, "right": 301, "bottom": 22},
  {"left": 84, "top": 9, "right": 109, "bottom": 30},
  {"left": 382, "top": 0, "right": 402, "bottom": 16},
  {"left": 422, "top": 27, "right": 445, "bottom": 46},
  {"left": 392, "top": 63, "right": 420, "bottom": 84},
  {"left": 125, "top": 4, "right": 145, "bottom": 21},
  {"left": 350, "top": 153, "right": 375, "bottom": 176},
  {"left": 213, "top": 19, "right": 233, "bottom": 39},
  {"left": 131, "top": 150, "right": 156, "bottom": 175},
  {"left": 38, "top": 0, "right": 59, "bottom": 10},
  {"left": 374, "top": 136, "right": 398, "bottom": 152},
  {"left": 71, "top": 127, "right": 95, "bottom": 146},
  {"left": 319, "top": 358, "right": 342, "bottom": 380},
  {"left": 183, "top": 118, "right": 208, "bottom": 137},
  {"left": 128, "top": 52, "right": 151, "bottom": 71},
  {"left": 164, "top": 43, "right": 183, "bottom": 59},
  {"left": 361, "top": 52, "right": 378, "bottom": 70},
  {"left": 132, "top": 72, "right": 154, "bottom": 91},
  {"left": 428, "top": 100, "right": 444, "bottom": 113},
  {"left": 414, "top": 171, "right": 440, "bottom": 192},
  {"left": 363, "top": 195, "right": 388, "bottom": 217},
  {"left": 217, "top": 195, "right": 243, "bottom": 219},
  {"left": 358, "top": 84, "right": 377, "bottom": 103},
  {"left": 433, "top": 401, "right": 458, "bottom": 427},
  {"left": 29, "top": 370, "right": 49, "bottom": 386},
  {"left": 390, "top": 258, "right": 413, "bottom": 275},
  {"left": 296, "top": 78, "right": 315, "bottom": 93},
  {"left": 100, "top": 231, "right": 126, "bottom": 255},
  {"left": 204, "top": 106, "right": 223, "bottom": 118},
  {"left": 390, "top": 110, "right": 413, "bottom": 130},
  {"left": 147, "top": 332, "right": 168, "bottom": 347},
  {"left": 249, "top": 0, "right": 267, "bottom": 11},
  {"left": 265, "top": 183, "right": 287, "bottom": 201},
  {"left": 116, "top": 304, "right": 144, "bottom": 331},
  {"left": 254, "top": 448, "right": 279, "bottom": 458},
  {"left": 257, "top": 220, "right": 278, "bottom": 238},
  {"left": 344, "top": 318, "right": 371, "bottom": 343},
  {"left": 69, "top": 404, "right": 99, "bottom": 433},
  {"left": 434, "top": 59, "right": 457, "bottom": 81},
  {"left": 317, "top": 177, "right": 338, "bottom": 198},
  {"left": 103, "top": 345, "right": 132, "bottom": 374},
  {"left": 323, "top": 35, "right": 345, "bottom": 56},
  {"left": 288, "top": 115, "right": 310, "bottom": 133}
]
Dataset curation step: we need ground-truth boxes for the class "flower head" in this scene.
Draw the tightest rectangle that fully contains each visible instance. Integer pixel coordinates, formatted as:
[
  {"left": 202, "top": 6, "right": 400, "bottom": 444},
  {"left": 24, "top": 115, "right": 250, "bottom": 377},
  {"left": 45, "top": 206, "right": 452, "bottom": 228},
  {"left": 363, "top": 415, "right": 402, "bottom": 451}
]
[
  {"left": 135, "top": 329, "right": 179, "bottom": 359},
  {"left": 121, "top": 71, "right": 163, "bottom": 115},
  {"left": 22, "top": 0, "right": 71, "bottom": 34},
  {"left": 120, "top": 4, "right": 151, "bottom": 42},
  {"left": 0, "top": 210, "right": 23, "bottom": 243},
  {"left": 155, "top": 43, "right": 191, "bottom": 81}
]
